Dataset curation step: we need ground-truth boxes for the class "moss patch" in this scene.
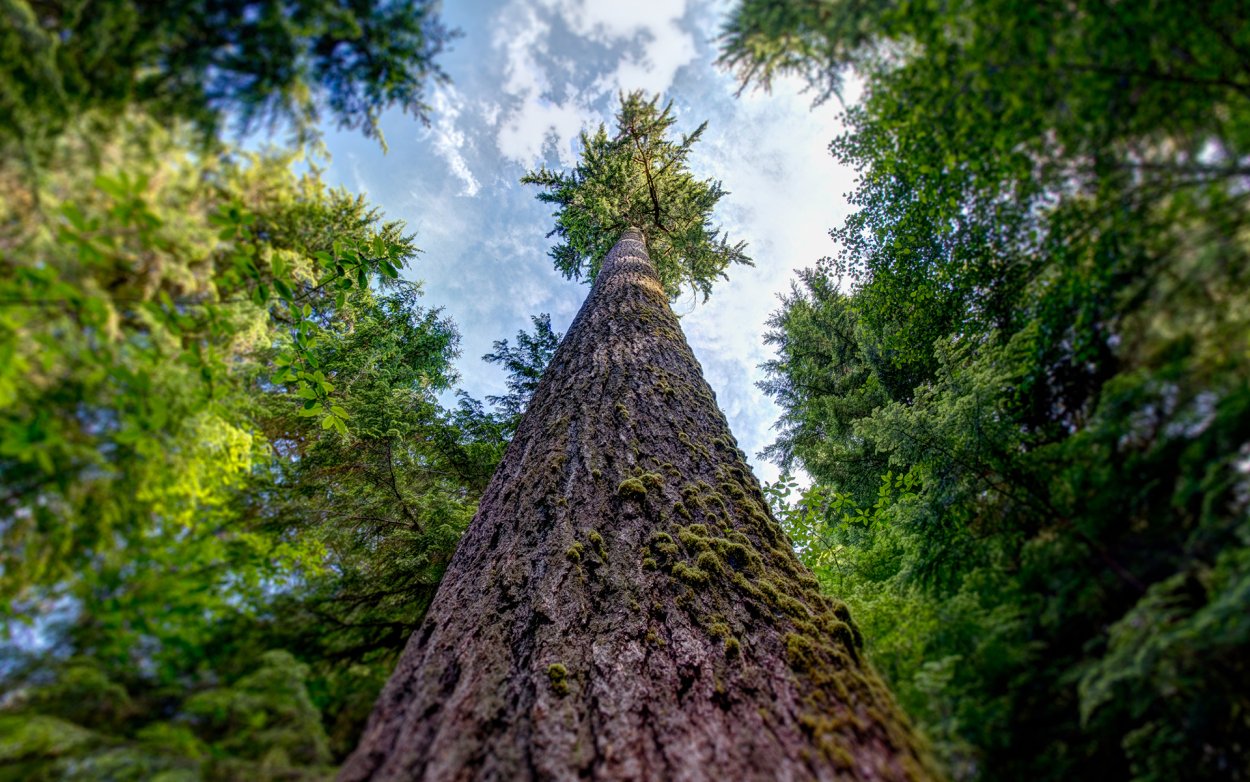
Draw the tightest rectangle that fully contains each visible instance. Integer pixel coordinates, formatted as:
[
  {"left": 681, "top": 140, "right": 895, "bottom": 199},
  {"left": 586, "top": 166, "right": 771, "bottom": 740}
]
[
  {"left": 617, "top": 477, "right": 649, "bottom": 498},
  {"left": 547, "top": 663, "right": 570, "bottom": 696},
  {"left": 617, "top": 472, "right": 662, "bottom": 499},
  {"left": 647, "top": 531, "right": 680, "bottom": 561},
  {"left": 586, "top": 528, "right": 609, "bottom": 560},
  {"left": 634, "top": 473, "right": 931, "bottom": 774},
  {"left": 672, "top": 561, "right": 711, "bottom": 586}
]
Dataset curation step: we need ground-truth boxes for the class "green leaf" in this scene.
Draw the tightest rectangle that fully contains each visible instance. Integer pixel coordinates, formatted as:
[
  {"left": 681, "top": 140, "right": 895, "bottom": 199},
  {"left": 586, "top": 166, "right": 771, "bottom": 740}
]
[{"left": 60, "top": 202, "right": 88, "bottom": 231}]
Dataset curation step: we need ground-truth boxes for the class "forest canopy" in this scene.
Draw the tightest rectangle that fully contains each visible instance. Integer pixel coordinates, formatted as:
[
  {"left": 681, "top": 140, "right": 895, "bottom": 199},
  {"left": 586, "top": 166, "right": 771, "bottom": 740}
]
[
  {"left": 0, "top": 0, "right": 454, "bottom": 157},
  {"left": 725, "top": 0, "right": 1250, "bottom": 779},
  {"left": 0, "top": 2, "right": 504, "bottom": 776},
  {"left": 0, "top": 111, "right": 513, "bottom": 777},
  {"left": 2, "top": 0, "right": 1249, "bottom": 779}
]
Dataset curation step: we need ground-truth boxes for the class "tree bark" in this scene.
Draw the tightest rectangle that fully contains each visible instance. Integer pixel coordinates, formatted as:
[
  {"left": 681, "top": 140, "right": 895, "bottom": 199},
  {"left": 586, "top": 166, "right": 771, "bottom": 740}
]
[{"left": 340, "top": 229, "right": 932, "bottom": 781}]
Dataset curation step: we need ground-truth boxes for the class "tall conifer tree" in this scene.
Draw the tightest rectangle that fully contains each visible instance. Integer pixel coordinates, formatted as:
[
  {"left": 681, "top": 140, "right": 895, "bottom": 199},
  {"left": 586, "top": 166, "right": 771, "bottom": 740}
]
[{"left": 342, "top": 228, "right": 929, "bottom": 780}]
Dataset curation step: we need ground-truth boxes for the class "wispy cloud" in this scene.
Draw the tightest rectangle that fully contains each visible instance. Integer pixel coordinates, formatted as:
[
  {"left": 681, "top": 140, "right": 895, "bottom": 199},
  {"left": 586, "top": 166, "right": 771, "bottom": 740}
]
[
  {"left": 427, "top": 87, "right": 481, "bottom": 197},
  {"left": 491, "top": 2, "right": 588, "bottom": 167}
]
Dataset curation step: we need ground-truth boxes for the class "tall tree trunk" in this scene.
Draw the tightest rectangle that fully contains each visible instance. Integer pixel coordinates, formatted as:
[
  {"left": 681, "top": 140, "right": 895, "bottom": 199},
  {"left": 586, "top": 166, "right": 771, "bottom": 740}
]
[{"left": 341, "top": 229, "right": 931, "bottom": 781}]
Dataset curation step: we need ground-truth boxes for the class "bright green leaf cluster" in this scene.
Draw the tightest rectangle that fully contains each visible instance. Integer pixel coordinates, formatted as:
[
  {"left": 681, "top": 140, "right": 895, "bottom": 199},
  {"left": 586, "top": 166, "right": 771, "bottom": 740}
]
[{"left": 0, "top": 112, "right": 505, "bottom": 774}]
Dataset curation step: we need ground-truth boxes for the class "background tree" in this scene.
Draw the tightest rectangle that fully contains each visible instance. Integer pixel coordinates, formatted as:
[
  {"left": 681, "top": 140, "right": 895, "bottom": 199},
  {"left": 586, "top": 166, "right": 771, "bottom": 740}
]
[
  {"left": 0, "top": 1, "right": 480, "bottom": 773},
  {"left": 522, "top": 91, "right": 751, "bottom": 300},
  {"left": 0, "top": 113, "right": 499, "bottom": 778},
  {"left": 725, "top": 1, "right": 1250, "bottom": 779},
  {"left": 0, "top": 0, "right": 454, "bottom": 158},
  {"left": 481, "top": 313, "right": 562, "bottom": 433}
]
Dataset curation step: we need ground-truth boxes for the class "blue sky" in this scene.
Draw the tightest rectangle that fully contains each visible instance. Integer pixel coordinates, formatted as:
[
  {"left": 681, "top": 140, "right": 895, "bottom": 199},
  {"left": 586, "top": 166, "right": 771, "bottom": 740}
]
[{"left": 317, "top": 0, "right": 860, "bottom": 482}]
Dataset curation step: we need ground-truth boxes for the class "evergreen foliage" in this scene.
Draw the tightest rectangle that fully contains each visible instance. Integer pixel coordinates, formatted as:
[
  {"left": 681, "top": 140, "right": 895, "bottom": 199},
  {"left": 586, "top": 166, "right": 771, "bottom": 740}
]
[
  {"left": 731, "top": 0, "right": 1250, "bottom": 779},
  {"left": 522, "top": 91, "right": 751, "bottom": 301},
  {"left": 482, "top": 313, "right": 562, "bottom": 432},
  {"left": 0, "top": 0, "right": 453, "bottom": 156}
]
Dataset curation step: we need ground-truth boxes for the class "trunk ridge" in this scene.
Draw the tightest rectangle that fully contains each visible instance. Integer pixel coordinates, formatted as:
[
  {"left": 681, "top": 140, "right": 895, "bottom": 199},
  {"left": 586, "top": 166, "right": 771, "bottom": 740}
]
[{"left": 340, "top": 229, "right": 933, "bottom": 781}]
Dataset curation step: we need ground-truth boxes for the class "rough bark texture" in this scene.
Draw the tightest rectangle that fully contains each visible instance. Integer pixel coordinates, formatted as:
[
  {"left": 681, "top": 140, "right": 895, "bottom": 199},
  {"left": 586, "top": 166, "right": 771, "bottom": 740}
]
[{"left": 340, "top": 230, "right": 932, "bottom": 781}]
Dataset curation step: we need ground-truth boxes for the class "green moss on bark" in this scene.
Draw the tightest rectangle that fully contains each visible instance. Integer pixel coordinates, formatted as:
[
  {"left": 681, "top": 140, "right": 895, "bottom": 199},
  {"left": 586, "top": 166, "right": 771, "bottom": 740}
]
[{"left": 546, "top": 664, "right": 570, "bottom": 696}]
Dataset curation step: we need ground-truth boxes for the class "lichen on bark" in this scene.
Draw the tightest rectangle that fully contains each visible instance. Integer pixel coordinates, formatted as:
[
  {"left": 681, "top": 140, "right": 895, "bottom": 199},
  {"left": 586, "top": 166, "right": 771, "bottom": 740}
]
[{"left": 340, "top": 229, "right": 934, "bottom": 781}]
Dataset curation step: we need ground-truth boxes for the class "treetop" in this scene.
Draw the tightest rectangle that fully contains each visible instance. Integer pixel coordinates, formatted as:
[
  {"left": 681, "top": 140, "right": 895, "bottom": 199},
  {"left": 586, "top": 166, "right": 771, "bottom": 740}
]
[{"left": 523, "top": 90, "right": 751, "bottom": 302}]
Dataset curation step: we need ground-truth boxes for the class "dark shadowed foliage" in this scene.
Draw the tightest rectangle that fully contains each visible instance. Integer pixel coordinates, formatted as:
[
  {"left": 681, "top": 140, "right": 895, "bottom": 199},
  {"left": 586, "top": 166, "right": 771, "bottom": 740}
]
[{"left": 727, "top": 0, "right": 1250, "bottom": 779}]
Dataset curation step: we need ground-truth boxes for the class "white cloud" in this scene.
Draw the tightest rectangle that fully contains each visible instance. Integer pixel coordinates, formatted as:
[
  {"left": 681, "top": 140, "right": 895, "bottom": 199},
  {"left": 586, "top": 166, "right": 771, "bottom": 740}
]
[
  {"left": 548, "top": 0, "right": 696, "bottom": 95},
  {"left": 498, "top": 5, "right": 552, "bottom": 98},
  {"left": 347, "top": 156, "right": 370, "bottom": 197},
  {"left": 496, "top": 93, "right": 589, "bottom": 168},
  {"left": 542, "top": 0, "right": 675, "bottom": 38},
  {"left": 480, "top": 100, "right": 502, "bottom": 128},
  {"left": 427, "top": 87, "right": 481, "bottom": 197},
  {"left": 488, "top": 0, "right": 697, "bottom": 168},
  {"left": 490, "top": 3, "right": 590, "bottom": 167}
]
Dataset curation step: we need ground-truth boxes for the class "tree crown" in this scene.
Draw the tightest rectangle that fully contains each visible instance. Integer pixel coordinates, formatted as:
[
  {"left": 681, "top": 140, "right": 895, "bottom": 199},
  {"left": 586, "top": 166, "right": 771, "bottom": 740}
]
[{"left": 522, "top": 91, "right": 750, "bottom": 301}]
